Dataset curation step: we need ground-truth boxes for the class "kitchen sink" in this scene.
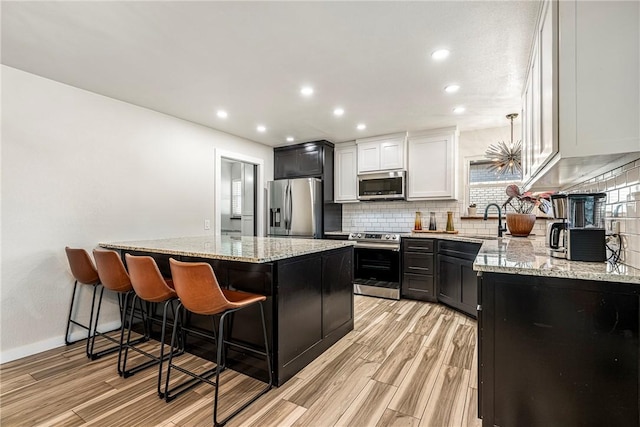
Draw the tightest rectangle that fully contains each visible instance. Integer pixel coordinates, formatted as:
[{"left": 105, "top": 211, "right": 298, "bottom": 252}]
[{"left": 464, "top": 235, "right": 500, "bottom": 240}]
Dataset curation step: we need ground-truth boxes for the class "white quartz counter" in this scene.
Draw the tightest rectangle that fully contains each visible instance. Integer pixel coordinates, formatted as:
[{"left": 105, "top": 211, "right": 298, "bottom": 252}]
[
  {"left": 402, "top": 232, "right": 640, "bottom": 284},
  {"left": 100, "top": 235, "right": 354, "bottom": 263}
]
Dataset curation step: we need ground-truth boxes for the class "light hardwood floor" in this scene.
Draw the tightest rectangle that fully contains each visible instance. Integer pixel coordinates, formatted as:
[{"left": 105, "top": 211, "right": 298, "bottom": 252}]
[{"left": 0, "top": 296, "right": 481, "bottom": 426}]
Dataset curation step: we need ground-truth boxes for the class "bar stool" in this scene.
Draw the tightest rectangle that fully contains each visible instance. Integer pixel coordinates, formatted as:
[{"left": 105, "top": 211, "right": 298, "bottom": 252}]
[
  {"left": 64, "top": 247, "right": 119, "bottom": 359},
  {"left": 165, "top": 258, "right": 273, "bottom": 427},
  {"left": 92, "top": 248, "right": 147, "bottom": 373},
  {"left": 122, "top": 254, "right": 181, "bottom": 393}
]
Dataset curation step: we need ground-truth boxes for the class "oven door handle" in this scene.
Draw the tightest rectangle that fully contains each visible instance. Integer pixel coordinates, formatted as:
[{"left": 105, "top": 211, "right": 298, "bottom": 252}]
[{"left": 353, "top": 243, "right": 400, "bottom": 251}]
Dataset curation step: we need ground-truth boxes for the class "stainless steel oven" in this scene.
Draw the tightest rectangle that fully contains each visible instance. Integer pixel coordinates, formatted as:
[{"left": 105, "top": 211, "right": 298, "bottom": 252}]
[{"left": 349, "top": 232, "right": 401, "bottom": 300}]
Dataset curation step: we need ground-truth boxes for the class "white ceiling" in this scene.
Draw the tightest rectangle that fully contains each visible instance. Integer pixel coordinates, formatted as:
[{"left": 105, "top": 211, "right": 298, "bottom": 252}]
[{"left": 1, "top": 1, "right": 541, "bottom": 147}]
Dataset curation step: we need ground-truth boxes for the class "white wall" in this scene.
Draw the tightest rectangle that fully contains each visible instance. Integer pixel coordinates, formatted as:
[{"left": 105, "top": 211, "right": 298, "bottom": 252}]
[{"left": 0, "top": 66, "right": 274, "bottom": 362}]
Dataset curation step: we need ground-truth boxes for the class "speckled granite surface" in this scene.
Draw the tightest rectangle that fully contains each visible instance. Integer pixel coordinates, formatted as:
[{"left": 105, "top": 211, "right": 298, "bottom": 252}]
[
  {"left": 473, "top": 236, "right": 640, "bottom": 284},
  {"left": 100, "top": 235, "right": 354, "bottom": 263},
  {"left": 404, "top": 232, "right": 640, "bottom": 284}
]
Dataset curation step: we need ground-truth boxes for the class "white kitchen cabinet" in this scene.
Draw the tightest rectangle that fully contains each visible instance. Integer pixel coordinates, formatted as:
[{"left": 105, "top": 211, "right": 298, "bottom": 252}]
[
  {"left": 521, "top": 0, "right": 557, "bottom": 182},
  {"left": 334, "top": 142, "right": 358, "bottom": 203},
  {"left": 523, "top": 0, "right": 640, "bottom": 189},
  {"left": 406, "top": 127, "right": 458, "bottom": 200},
  {"left": 356, "top": 132, "right": 406, "bottom": 173}
]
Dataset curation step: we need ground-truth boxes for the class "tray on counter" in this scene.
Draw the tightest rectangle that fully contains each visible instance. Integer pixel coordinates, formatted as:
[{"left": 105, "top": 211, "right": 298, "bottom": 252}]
[{"left": 412, "top": 229, "right": 459, "bottom": 234}]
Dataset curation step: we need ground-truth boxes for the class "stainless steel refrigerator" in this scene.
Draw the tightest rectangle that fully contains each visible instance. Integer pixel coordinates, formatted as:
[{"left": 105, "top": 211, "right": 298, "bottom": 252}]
[{"left": 268, "top": 178, "right": 322, "bottom": 238}]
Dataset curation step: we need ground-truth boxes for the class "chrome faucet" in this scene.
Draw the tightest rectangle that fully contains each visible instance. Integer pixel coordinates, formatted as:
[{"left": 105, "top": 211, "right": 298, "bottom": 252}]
[{"left": 484, "top": 203, "right": 507, "bottom": 237}]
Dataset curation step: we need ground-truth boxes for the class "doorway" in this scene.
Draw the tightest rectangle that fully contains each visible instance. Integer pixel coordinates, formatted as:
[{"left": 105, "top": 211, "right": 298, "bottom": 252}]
[
  {"left": 215, "top": 149, "right": 265, "bottom": 237},
  {"left": 220, "top": 159, "right": 256, "bottom": 236}
]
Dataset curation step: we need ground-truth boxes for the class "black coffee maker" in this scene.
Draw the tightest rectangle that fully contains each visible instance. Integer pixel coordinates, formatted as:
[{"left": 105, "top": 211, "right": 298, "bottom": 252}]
[
  {"left": 547, "top": 193, "right": 607, "bottom": 262},
  {"left": 566, "top": 193, "right": 607, "bottom": 261}
]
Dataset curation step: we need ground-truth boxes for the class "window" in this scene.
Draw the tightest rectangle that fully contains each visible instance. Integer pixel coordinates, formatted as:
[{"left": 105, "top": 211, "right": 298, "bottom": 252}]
[
  {"left": 231, "top": 179, "right": 242, "bottom": 218},
  {"left": 468, "top": 160, "right": 522, "bottom": 212}
]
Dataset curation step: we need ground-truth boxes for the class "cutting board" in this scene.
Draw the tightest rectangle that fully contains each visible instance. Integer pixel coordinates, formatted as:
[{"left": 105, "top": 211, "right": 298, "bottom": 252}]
[{"left": 412, "top": 229, "right": 459, "bottom": 234}]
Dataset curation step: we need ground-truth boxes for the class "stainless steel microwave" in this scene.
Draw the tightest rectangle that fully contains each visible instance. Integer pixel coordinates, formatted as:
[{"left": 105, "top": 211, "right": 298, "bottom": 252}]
[{"left": 358, "top": 171, "right": 406, "bottom": 201}]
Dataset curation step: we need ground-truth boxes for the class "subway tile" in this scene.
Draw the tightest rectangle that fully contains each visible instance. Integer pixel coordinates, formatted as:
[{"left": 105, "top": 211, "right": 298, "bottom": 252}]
[{"left": 627, "top": 167, "right": 640, "bottom": 185}]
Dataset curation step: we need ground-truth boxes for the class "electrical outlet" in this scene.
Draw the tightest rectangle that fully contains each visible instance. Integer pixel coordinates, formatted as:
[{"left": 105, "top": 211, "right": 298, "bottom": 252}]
[{"left": 204, "top": 219, "right": 211, "bottom": 230}]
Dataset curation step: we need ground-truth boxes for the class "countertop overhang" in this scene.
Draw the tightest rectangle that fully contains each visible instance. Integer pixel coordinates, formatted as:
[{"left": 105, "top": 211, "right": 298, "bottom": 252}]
[{"left": 100, "top": 235, "right": 354, "bottom": 263}]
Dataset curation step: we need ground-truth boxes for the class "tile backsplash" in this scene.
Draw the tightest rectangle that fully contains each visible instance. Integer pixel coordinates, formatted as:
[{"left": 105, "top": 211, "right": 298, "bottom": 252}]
[
  {"left": 341, "top": 200, "right": 551, "bottom": 236},
  {"left": 565, "top": 157, "right": 640, "bottom": 270}
]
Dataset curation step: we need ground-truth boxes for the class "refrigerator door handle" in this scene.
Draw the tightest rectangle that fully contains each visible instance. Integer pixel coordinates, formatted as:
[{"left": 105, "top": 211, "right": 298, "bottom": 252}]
[
  {"left": 283, "top": 181, "right": 290, "bottom": 231},
  {"left": 309, "top": 179, "right": 317, "bottom": 238},
  {"left": 286, "top": 182, "right": 293, "bottom": 232}
]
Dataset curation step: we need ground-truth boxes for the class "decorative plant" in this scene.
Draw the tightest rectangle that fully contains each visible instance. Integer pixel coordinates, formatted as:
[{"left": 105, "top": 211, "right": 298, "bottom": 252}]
[
  {"left": 502, "top": 184, "right": 553, "bottom": 214},
  {"left": 469, "top": 203, "right": 477, "bottom": 208}
]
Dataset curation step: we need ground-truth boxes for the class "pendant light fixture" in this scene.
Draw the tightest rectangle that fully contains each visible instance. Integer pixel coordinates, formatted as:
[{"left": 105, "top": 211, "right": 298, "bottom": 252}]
[{"left": 485, "top": 113, "right": 522, "bottom": 175}]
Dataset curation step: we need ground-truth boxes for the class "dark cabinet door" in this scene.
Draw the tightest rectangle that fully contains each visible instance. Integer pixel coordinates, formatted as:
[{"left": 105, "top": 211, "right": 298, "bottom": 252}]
[
  {"left": 274, "top": 143, "right": 324, "bottom": 179},
  {"left": 480, "top": 273, "right": 639, "bottom": 427},
  {"left": 298, "top": 147, "right": 323, "bottom": 176},
  {"left": 277, "top": 256, "right": 323, "bottom": 367},
  {"left": 274, "top": 149, "right": 300, "bottom": 179},
  {"left": 436, "top": 241, "right": 480, "bottom": 318},
  {"left": 437, "top": 254, "right": 461, "bottom": 304},
  {"left": 460, "top": 259, "right": 478, "bottom": 313},
  {"left": 322, "top": 249, "right": 353, "bottom": 337}
]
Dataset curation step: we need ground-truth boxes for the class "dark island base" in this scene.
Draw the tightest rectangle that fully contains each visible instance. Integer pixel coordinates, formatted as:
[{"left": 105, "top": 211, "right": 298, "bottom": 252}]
[
  {"left": 478, "top": 272, "right": 639, "bottom": 427},
  {"left": 124, "top": 246, "right": 354, "bottom": 387}
]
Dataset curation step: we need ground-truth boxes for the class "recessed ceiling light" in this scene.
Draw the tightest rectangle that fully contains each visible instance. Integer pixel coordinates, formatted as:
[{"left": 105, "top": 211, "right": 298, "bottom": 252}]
[
  {"left": 257, "top": 125, "right": 266, "bottom": 132},
  {"left": 431, "top": 49, "right": 450, "bottom": 60},
  {"left": 286, "top": 136, "right": 294, "bottom": 142},
  {"left": 357, "top": 123, "right": 366, "bottom": 130},
  {"left": 445, "top": 84, "right": 460, "bottom": 93},
  {"left": 333, "top": 107, "right": 345, "bottom": 116},
  {"left": 453, "top": 106, "right": 466, "bottom": 114},
  {"left": 216, "top": 110, "right": 228, "bottom": 118},
  {"left": 300, "top": 86, "right": 314, "bottom": 96}
]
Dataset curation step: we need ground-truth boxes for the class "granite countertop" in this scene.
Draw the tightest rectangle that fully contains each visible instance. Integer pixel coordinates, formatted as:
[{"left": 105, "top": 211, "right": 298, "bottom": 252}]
[
  {"left": 473, "top": 236, "right": 640, "bottom": 284},
  {"left": 99, "top": 235, "right": 354, "bottom": 264},
  {"left": 404, "top": 231, "right": 640, "bottom": 284}
]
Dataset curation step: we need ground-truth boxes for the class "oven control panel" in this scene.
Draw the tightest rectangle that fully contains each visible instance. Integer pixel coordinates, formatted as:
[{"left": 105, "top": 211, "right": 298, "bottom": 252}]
[{"left": 348, "top": 233, "right": 400, "bottom": 241}]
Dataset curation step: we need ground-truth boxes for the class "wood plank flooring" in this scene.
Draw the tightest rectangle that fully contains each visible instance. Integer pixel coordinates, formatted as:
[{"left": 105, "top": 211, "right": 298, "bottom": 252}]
[{"left": 0, "top": 296, "right": 481, "bottom": 426}]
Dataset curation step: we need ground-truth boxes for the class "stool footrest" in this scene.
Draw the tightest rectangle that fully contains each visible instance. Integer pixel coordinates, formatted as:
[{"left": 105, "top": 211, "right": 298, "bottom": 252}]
[{"left": 164, "top": 364, "right": 221, "bottom": 401}]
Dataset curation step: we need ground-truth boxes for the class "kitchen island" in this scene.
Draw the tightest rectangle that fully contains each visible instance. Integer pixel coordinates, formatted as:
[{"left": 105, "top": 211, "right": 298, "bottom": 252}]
[
  {"left": 473, "top": 237, "right": 640, "bottom": 427},
  {"left": 100, "top": 235, "right": 354, "bottom": 386}
]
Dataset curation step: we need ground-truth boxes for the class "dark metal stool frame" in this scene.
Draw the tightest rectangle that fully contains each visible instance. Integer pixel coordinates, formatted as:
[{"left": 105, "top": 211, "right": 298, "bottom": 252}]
[
  {"left": 122, "top": 296, "right": 183, "bottom": 383},
  {"left": 64, "top": 247, "right": 120, "bottom": 360},
  {"left": 121, "top": 253, "right": 184, "bottom": 395},
  {"left": 91, "top": 248, "right": 149, "bottom": 374},
  {"left": 164, "top": 258, "right": 273, "bottom": 427}
]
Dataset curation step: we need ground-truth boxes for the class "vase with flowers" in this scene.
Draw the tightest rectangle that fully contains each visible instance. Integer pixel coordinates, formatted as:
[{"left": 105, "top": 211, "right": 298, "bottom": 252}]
[{"left": 502, "top": 184, "right": 553, "bottom": 237}]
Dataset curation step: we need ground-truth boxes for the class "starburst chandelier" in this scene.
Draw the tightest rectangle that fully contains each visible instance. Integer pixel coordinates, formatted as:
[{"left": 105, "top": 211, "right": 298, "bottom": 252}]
[{"left": 485, "top": 113, "right": 522, "bottom": 175}]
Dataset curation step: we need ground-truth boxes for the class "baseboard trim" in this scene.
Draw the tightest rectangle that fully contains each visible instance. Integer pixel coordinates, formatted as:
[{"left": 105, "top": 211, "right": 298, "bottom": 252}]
[{"left": 0, "top": 320, "right": 121, "bottom": 364}]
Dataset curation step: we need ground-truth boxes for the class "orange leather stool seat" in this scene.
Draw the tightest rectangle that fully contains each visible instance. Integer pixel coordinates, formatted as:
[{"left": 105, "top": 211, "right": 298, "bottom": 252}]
[
  {"left": 165, "top": 258, "right": 273, "bottom": 426},
  {"left": 123, "top": 254, "right": 181, "bottom": 394}
]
